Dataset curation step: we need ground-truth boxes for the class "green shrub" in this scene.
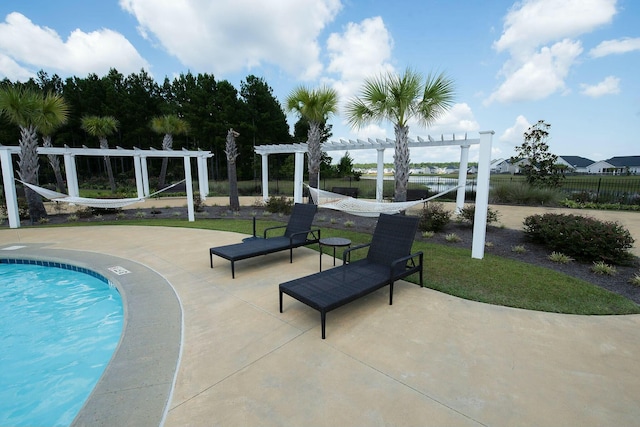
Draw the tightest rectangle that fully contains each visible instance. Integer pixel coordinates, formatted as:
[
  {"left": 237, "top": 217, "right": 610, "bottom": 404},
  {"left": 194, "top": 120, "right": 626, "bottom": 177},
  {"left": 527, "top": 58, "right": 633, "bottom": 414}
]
[
  {"left": 547, "top": 252, "right": 573, "bottom": 264},
  {"left": 445, "top": 233, "right": 461, "bottom": 242},
  {"left": 265, "top": 195, "right": 293, "bottom": 215},
  {"left": 418, "top": 202, "right": 451, "bottom": 232},
  {"left": 511, "top": 245, "right": 527, "bottom": 254},
  {"left": 590, "top": 261, "right": 617, "bottom": 276},
  {"left": 457, "top": 204, "right": 500, "bottom": 226},
  {"left": 523, "top": 213, "right": 635, "bottom": 265}
]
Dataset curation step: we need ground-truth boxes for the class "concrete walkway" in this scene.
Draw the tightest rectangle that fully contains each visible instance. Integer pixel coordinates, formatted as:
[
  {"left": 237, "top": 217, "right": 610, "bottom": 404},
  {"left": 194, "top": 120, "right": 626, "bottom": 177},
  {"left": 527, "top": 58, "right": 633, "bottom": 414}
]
[{"left": 2, "top": 220, "right": 640, "bottom": 426}]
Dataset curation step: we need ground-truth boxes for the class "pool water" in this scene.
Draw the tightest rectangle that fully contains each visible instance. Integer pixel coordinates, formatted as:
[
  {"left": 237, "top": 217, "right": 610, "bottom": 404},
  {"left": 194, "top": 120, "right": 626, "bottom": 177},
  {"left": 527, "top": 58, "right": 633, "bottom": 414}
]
[{"left": 0, "top": 262, "right": 123, "bottom": 427}]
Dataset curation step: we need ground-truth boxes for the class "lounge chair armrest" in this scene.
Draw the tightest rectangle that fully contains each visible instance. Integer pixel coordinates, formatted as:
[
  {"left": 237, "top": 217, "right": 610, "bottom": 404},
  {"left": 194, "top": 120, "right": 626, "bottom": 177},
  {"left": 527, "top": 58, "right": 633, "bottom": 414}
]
[
  {"left": 389, "top": 251, "right": 424, "bottom": 279},
  {"left": 288, "top": 227, "right": 321, "bottom": 243},
  {"left": 343, "top": 242, "right": 371, "bottom": 264},
  {"left": 263, "top": 224, "right": 287, "bottom": 238}
]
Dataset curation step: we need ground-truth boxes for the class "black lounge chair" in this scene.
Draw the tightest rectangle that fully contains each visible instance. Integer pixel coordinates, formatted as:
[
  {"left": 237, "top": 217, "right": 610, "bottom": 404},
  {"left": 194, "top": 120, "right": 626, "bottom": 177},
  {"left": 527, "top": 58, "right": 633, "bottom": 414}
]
[
  {"left": 209, "top": 203, "right": 320, "bottom": 278},
  {"left": 279, "top": 213, "right": 423, "bottom": 338}
]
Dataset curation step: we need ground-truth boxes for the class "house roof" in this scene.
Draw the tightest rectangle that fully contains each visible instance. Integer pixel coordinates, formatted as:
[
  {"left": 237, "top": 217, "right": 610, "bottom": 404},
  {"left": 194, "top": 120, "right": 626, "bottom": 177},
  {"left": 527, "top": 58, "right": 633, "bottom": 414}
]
[
  {"left": 605, "top": 156, "right": 640, "bottom": 167},
  {"left": 558, "top": 155, "right": 594, "bottom": 168}
]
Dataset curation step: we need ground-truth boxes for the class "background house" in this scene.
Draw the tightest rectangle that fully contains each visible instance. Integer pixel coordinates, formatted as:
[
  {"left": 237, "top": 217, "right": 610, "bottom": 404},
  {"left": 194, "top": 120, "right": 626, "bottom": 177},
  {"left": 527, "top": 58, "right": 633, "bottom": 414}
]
[
  {"left": 557, "top": 156, "right": 594, "bottom": 174},
  {"left": 603, "top": 156, "right": 640, "bottom": 175}
]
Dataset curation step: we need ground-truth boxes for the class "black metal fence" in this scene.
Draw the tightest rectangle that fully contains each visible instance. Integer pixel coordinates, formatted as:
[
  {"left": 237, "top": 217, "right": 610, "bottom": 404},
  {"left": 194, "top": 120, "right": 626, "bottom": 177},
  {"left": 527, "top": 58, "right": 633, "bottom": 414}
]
[
  {"left": 491, "top": 176, "right": 640, "bottom": 205},
  {"left": 315, "top": 176, "right": 640, "bottom": 205}
]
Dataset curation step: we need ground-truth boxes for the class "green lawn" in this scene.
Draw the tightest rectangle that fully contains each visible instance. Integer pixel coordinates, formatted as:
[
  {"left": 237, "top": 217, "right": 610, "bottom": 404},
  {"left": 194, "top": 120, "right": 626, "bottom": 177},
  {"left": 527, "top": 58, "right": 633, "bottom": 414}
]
[{"left": 47, "top": 217, "right": 640, "bottom": 315}]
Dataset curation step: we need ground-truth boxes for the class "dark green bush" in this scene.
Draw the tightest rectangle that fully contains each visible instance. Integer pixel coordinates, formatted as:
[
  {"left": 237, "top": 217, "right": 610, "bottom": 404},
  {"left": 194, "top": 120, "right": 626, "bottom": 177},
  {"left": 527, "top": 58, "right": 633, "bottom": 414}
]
[
  {"left": 265, "top": 195, "right": 293, "bottom": 215},
  {"left": 457, "top": 204, "right": 500, "bottom": 226},
  {"left": 418, "top": 202, "right": 451, "bottom": 232},
  {"left": 523, "top": 213, "right": 635, "bottom": 265}
]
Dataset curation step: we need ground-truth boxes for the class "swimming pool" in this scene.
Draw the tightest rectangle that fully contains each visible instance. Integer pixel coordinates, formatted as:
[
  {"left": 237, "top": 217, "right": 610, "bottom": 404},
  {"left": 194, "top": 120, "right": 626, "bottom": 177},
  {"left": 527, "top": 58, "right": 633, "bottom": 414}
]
[{"left": 0, "top": 260, "right": 123, "bottom": 427}]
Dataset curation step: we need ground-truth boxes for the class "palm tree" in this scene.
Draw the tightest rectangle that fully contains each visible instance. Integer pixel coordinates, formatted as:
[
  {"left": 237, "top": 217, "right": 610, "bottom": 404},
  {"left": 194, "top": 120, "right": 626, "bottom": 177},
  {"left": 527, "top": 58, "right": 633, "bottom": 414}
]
[
  {"left": 286, "top": 86, "right": 338, "bottom": 191},
  {"left": 81, "top": 115, "right": 119, "bottom": 192},
  {"left": 150, "top": 114, "right": 190, "bottom": 188},
  {"left": 225, "top": 128, "right": 241, "bottom": 211},
  {"left": 38, "top": 92, "right": 70, "bottom": 192},
  {"left": 0, "top": 86, "right": 68, "bottom": 222},
  {"left": 346, "top": 69, "right": 455, "bottom": 201}
]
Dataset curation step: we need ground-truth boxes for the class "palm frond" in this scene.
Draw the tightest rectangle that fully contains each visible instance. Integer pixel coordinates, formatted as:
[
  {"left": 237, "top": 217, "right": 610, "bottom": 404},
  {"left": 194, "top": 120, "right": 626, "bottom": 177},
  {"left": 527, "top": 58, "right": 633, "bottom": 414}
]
[
  {"left": 416, "top": 72, "right": 456, "bottom": 127},
  {"left": 81, "top": 115, "right": 119, "bottom": 137},
  {"left": 286, "top": 85, "right": 338, "bottom": 124},
  {"left": 0, "top": 86, "right": 41, "bottom": 128}
]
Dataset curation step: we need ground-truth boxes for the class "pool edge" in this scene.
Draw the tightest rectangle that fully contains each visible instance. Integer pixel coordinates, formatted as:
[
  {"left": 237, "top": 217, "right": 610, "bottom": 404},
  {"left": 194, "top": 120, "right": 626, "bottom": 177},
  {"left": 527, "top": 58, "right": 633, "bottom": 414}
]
[{"left": 1, "top": 245, "right": 182, "bottom": 427}]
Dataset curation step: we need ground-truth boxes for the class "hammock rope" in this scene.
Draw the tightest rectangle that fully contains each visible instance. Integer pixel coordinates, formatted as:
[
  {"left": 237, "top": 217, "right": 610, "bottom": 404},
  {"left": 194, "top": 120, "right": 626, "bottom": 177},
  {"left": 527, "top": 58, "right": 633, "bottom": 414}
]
[
  {"left": 306, "top": 184, "right": 463, "bottom": 217},
  {"left": 17, "top": 179, "right": 187, "bottom": 209}
]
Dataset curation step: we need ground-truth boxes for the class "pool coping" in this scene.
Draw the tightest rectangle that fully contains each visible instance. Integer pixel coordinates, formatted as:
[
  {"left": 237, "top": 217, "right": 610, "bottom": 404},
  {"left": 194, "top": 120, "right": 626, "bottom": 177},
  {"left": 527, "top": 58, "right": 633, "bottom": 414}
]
[{"left": 0, "top": 245, "right": 182, "bottom": 427}]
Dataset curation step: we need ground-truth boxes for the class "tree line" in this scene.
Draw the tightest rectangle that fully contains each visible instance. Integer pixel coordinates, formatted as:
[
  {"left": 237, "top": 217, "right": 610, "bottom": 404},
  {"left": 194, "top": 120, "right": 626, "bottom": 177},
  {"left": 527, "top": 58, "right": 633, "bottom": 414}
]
[{"left": 0, "top": 69, "right": 294, "bottom": 184}]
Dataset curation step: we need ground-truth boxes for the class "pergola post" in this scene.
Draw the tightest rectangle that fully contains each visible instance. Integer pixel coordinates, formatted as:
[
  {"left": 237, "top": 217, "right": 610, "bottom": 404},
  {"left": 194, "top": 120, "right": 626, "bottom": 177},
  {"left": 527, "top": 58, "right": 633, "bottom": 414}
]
[
  {"left": 63, "top": 152, "right": 79, "bottom": 197},
  {"left": 456, "top": 144, "right": 470, "bottom": 213},
  {"left": 197, "top": 154, "right": 209, "bottom": 200},
  {"left": 0, "top": 148, "right": 19, "bottom": 228},
  {"left": 134, "top": 155, "right": 145, "bottom": 198},
  {"left": 261, "top": 154, "right": 269, "bottom": 202},
  {"left": 141, "top": 156, "right": 150, "bottom": 197},
  {"left": 294, "top": 151, "right": 305, "bottom": 203},
  {"left": 471, "top": 131, "right": 494, "bottom": 259},
  {"left": 183, "top": 157, "right": 195, "bottom": 222},
  {"left": 376, "top": 148, "right": 385, "bottom": 202}
]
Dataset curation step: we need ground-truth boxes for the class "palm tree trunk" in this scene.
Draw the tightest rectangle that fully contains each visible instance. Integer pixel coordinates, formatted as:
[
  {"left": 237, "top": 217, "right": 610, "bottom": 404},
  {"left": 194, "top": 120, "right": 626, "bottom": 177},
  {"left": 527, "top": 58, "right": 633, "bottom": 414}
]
[
  {"left": 100, "top": 137, "right": 117, "bottom": 192},
  {"left": 158, "top": 134, "right": 173, "bottom": 188},
  {"left": 393, "top": 124, "right": 410, "bottom": 202},
  {"left": 307, "top": 122, "right": 322, "bottom": 192},
  {"left": 17, "top": 125, "right": 47, "bottom": 222},
  {"left": 225, "top": 129, "right": 240, "bottom": 211},
  {"left": 43, "top": 137, "right": 66, "bottom": 192}
]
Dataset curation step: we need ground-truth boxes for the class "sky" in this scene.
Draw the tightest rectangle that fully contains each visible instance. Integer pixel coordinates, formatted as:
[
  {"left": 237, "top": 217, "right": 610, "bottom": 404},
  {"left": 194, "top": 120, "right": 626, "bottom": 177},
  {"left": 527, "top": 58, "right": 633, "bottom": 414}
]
[{"left": 0, "top": 0, "right": 639, "bottom": 165}]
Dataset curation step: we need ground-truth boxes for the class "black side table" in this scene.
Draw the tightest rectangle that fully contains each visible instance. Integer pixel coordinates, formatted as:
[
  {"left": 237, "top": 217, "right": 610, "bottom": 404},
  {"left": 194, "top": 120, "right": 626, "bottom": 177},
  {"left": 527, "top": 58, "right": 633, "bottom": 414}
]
[{"left": 319, "top": 237, "right": 351, "bottom": 271}]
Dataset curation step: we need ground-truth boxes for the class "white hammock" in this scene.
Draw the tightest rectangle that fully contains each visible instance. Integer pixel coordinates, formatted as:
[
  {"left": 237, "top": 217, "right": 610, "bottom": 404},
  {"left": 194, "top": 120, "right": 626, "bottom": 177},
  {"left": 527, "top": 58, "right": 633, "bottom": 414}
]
[
  {"left": 18, "top": 179, "right": 186, "bottom": 209},
  {"left": 306, "top": 185, "right": 462, "bottom": 217}
]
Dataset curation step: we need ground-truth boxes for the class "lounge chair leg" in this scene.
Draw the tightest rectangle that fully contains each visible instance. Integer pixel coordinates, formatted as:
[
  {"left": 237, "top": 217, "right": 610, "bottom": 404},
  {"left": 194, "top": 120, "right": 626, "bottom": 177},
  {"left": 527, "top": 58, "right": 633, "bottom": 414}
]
[{"left": 321, "top": 312, "right": 326, "bottom": 339}]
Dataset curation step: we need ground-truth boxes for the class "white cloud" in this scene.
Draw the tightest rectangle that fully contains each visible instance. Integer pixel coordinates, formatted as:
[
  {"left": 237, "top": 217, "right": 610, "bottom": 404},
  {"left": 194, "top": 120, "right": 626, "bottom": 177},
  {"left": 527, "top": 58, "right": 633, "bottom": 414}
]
[
  {"left": 486, "top": 39, "right": 582, "bottom": 105},
  {"left": 338, "top": 123, "right": 388, "bottom": 142},
  {"left": 493, "top": 0, "right": 616, "bottom": 55},
  {"left": 488, "top": 0, "right": 616, "bottom": 105},
  {"left": 0, "top": 53, "right": 32, "bottom": 81},
  {"left": 423, "top": 103, "right": 480, "bottom": 135},
  {"left": 325, "top": 16, "right": 394, "bottom": 100},
  {"left": 580, "top": 75, "right": 620, "bottom": 97},
  {"left": 500, "top": 115, "right": 531, "bottom": 146},
  {"left": 0, "top": 12, "right": 150, "bottom": 80},
  {"left": 119, "top": 0, "right": 341, "bottom": 80},
  {"left": 589, "top": 37, "right": 640, "bottom": 57}
]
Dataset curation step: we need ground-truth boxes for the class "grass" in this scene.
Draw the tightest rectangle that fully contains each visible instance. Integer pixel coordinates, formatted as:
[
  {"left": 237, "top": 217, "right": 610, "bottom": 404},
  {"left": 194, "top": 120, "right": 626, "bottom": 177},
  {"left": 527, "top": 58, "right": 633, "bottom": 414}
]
[{"left": 42, "top": 217, "right": 640, "bottom": 315}]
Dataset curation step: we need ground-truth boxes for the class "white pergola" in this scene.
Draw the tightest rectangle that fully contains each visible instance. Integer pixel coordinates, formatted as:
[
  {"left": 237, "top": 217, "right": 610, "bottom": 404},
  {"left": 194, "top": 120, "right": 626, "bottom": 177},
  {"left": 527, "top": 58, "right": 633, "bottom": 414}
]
[
  {"left": 0, "top": 145, "right": 213, "bottom": 228},
  {"left": 255, "top": 131, "right": 494, "bottom": 258}
]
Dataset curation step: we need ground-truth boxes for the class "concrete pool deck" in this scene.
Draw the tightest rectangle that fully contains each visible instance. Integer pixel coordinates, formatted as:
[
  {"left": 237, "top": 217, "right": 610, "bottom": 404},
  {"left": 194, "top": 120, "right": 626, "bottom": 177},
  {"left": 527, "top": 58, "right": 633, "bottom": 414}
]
[{"left": 1, "top": 204, "right": 640, "bottom": 426}]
